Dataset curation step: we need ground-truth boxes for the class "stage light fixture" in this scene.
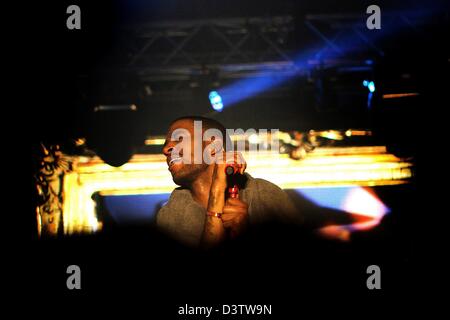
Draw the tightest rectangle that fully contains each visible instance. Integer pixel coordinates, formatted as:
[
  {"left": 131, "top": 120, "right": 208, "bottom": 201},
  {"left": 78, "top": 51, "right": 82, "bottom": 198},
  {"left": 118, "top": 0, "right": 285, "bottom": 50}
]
[
  {"left": 209, "top": 90, "right": 224, "bottom": 112},
  {"left": 363, "top": 80, "right": 376, "bottom": 93}
]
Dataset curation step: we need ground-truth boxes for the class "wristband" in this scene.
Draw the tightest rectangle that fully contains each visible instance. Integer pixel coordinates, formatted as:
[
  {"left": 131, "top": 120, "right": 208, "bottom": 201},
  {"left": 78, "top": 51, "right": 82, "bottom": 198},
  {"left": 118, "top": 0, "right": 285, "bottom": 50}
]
[{"left": 206, "top": 211, "right": 222, "bottom": 219}]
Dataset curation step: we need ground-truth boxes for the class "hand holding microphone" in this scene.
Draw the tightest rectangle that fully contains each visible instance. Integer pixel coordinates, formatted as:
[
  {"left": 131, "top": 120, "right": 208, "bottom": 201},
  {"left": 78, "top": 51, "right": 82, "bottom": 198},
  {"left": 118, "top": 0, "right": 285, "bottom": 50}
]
[
  {"left": 203, "top": 149, "right": 248, "bottom": 246},
  {"left": 223, "top": 152, "right": 246, "bottom": 175},
  {"left": 221, "top": 152, "right": 248, "bottom": 237},
  {"left": 223, "top": 152, "right": 246, "bottom": 198}
]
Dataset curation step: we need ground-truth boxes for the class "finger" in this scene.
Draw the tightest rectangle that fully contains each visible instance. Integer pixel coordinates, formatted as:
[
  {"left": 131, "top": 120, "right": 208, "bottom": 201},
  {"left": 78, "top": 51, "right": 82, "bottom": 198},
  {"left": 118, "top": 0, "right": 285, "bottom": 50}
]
[
  {"left": 222, "top": 209, "right": 247, "bottom": 222},
  {"left": 235, "top": 152, "right": 245, "bottom": 165},
  {"left": 222, "top": 220, "right": 234, "bottom": 228},
  {"left": 223, "top": 203, "right": 247, "bottom": 213},
  {"left": 225, "top": 198, "right": 247, "bottom": 207},
  {"left": 225, "top": 204, "right": 246, "bottom": 213},
  {"left": 240, "top": 161, "right": 247, "bottom": 174},
  {"left": 222, "top": 206, "right": 242, "bottom": 216},
  {"left": 222, "top": 213, "right": 247, "bottom": 226},
  {"left": 235, "top": 152, "right": 246, "bottom": 173},
  {"left": 221, "top": 212, "right": 237, "bottom": 222},
  {"left": 224, "top": 201, "right": 246, "bottom": 210}
]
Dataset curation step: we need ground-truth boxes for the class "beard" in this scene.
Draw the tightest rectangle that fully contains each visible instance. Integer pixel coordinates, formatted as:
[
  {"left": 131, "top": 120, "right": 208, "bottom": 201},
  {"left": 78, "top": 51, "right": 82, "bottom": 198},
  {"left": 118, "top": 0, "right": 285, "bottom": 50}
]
[{"left": 171, "top": 163, "right": 209, "bottom": 187}]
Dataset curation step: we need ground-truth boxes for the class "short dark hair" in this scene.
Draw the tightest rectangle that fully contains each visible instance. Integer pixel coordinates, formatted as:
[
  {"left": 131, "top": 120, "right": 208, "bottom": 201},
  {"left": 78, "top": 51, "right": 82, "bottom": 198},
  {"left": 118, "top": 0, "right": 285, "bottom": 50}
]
[{"left": 170, "top": 116, "right": 233, "bottom": 151}]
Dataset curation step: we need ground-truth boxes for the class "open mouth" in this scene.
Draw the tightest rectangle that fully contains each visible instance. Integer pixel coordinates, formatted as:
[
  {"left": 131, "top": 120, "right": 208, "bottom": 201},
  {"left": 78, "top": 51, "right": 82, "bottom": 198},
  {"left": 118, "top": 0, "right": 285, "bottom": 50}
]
[{"left": 169, "top": 157, "right": 183, "bottom": 167}]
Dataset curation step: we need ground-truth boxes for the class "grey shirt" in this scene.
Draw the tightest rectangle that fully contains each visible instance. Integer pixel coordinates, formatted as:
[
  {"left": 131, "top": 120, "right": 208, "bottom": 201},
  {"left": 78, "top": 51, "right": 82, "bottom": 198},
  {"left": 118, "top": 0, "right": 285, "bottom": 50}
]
[{"left": 156, "top": 174, "right": 301, "bottom": 246}]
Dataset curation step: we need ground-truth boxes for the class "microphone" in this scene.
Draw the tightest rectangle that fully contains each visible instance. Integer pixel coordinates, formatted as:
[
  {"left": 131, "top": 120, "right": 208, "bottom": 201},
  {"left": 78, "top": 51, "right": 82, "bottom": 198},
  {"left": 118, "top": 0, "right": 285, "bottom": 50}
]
[
  {"left": 225, "top": 164, "right": 241, "bottom": 198},
  {"left": 225, "top": 164, "right": 240, "bottom": 176}
]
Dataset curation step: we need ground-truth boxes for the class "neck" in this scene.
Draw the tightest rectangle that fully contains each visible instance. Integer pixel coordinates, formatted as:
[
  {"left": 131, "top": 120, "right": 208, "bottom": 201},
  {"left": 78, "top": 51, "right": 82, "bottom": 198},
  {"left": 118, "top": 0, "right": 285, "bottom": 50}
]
[{"left": 189, "top": 165, "right": 215, "bottom": 208}]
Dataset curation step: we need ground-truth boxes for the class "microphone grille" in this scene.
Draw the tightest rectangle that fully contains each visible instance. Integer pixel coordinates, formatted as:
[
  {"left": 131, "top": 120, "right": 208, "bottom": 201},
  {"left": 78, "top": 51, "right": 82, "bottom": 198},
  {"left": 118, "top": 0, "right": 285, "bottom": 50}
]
[{"left": 225, "top": 165, "right": 235, "bottom": 176}]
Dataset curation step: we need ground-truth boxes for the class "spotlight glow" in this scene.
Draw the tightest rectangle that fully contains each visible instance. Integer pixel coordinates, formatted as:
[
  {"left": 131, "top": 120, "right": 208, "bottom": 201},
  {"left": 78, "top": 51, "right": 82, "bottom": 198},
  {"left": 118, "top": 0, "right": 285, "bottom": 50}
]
[
  {"left": 363, "top": 80, "right": 376, "bottom": 108},
  {"left": 342, "top": 187, "right": 388, "bottom": 230},
  {"left": 296, "top": 186, "right": 389, "bottom": 238},
  {"left": 209, "top": 91, "right": 224, "bottom": 112},
  {"left": 363, "top": 80, "right": 376, "bottom": 93}
]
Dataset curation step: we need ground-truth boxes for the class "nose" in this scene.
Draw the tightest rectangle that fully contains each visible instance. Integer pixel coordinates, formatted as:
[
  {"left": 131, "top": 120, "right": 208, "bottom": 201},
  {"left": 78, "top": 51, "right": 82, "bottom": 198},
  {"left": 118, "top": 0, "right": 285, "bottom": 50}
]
[{"left": 163, "top": 142, "right": 174, "bottom": 157}]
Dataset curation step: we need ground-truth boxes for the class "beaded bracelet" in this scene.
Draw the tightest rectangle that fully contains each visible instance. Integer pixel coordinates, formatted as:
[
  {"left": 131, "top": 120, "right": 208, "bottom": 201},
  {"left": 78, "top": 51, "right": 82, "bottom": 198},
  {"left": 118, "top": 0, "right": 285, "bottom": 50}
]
[{"left": 206, "top": 211, "right": 222, "bottom": 219}]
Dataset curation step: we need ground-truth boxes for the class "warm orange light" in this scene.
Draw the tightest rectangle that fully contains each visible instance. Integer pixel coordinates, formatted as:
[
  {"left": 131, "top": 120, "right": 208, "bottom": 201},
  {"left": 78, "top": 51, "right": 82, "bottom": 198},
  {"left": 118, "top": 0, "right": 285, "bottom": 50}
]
[
  {"left": 317, "top": 187, "right": 389, "bottom": 241},
  {"left": 382, "top": 92, "right": 419, "bottom": 99},
  {"left": 144, "top": 138, "right": 166, "bottom": 145}
]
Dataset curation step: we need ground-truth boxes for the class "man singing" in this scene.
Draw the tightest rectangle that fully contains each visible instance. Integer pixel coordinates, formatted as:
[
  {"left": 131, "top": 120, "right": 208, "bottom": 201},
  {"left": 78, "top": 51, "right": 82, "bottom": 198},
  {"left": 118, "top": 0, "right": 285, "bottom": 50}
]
[{"left": 156, "top": 116, "right": 302, "bottom": 247}]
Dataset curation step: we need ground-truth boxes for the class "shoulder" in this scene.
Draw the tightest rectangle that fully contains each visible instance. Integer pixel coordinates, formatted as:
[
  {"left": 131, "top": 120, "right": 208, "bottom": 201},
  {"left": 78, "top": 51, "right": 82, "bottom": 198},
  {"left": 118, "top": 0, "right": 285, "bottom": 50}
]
[
  {"left": 156, "top": 188, "right": 191, "bottom": 221},
  {"left": 165, "top": 187, "right": 192, "bottom": 206},
  {"left": 243, "top": 174, "right": 302, "bottom": 223},
  {"left": 245, "top": 175, "right": 286, "bottom": 198}
]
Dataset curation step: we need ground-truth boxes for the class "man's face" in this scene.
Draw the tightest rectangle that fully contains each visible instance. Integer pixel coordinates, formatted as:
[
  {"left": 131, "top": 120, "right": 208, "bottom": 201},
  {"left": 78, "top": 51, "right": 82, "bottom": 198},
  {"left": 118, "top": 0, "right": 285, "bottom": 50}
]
[{"left": 162, "top": 119, "right": 209, "bottom": 187}]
